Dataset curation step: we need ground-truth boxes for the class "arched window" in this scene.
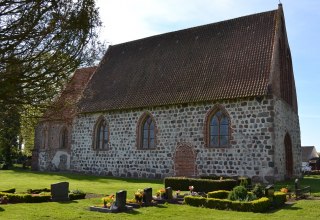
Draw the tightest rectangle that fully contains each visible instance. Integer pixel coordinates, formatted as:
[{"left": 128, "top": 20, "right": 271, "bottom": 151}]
[
  {"left": 94, "top": 117, "right": 109, "bottom": 150},
  {"left": 205, "top": 106, "right": 230, "bottom": 148},
  {"left": 142, "top": 116, "right": 155, "bottom": 149},
  {"left": 60, "top": 127, "right": 68, "bottom": 149},
  {"left": 41, "top": 126, "right": 48, "bottom": 149},
  {"left": 137, "top": 113, "right": 157, "bottom": 149}
]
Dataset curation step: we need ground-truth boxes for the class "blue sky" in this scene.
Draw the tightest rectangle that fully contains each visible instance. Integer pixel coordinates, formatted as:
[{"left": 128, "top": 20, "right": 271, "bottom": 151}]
[{"left": 96, "top": 0, "right": 320, "bottom": 152}]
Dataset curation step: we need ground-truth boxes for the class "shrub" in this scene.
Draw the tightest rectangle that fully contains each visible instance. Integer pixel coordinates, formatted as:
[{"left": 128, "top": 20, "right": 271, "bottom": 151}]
[
  {"left": 207, "top": 190, "right": 230, "bottom": 199},
  {"left": 228, "top": 186, "right": 248, "bottom": 201},
  {"left": 0, "top": 188, "right": 15, "bottom": 193},
  {"left": 164, "top": 177, "right": 237, "bottom": 192},
  {"left": 0, "top": 192, "right": 51, "bottom": 203},
  {"left": 273, "top": 192, "right": 286, "bottom": 208},
  {"left": 27, "top": 188, "right": 50, "bottom": 194},
  {"left": 183, "top": 196, "right": 206, "bottom": 207},
  {"left": 237, "top": 177, "right": 252, "bottom": 188},
  {"left": 69, "top": 193, "right": 86, "bottom": 200},
  {"left": 206, "top": 198, "right": 231, "bottom": 210},
  {"left": 252, "top": 183, "right": 265, "bottom": 198}
]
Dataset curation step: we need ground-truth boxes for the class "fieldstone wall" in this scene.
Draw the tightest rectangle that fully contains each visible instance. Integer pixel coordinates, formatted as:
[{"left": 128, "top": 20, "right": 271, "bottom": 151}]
[
  {"left": 68, "top": 96, "right": 291, "bottom": 182},
  {"left": 273, "top": 97, "right": 301, "bottom": 181}
]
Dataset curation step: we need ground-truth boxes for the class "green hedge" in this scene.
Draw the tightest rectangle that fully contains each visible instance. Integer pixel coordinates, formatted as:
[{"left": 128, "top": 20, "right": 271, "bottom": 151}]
[
  {"left": 184, "top": 196, "right": 206, "bottom": 207},
  {"left": 207, "top": 190, "right": 230, "bottom": 199},
  {"left": 0, "top": 192, "right": 51, "bottom": 203},
  {"left": 69, "top": 193, "right": 86, "bottom": 200},
  {"left": 0, "top": 188, "right": 15, "bottom": 193},
  {"left": 184, "top": 196, "right": 271, "bottom": 213},
  {"left": 273, "top": 192, "right": 286, "bottom": 208},
  {"left": 164, "top": 177, "right": 237, "bottom": 192},
  {"left": 27, "top": 188, "right": 51, "bottom": 194}
]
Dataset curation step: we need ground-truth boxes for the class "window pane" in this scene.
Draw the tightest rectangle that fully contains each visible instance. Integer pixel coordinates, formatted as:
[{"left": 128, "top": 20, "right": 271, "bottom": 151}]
[
  {"left": 210, "top": 116, "right": 218, "bottom": 126},
  {"left": 143, "top": 139, "right": 148, "bottom": 148},
  {"left": 143, "top": 130, "right": 148, "bottom": 139},
  {"left": 143, "top": 120, "right": 148, "bottom": 129},
  {"left": 215, "top": 111, "right": 222, "bottom": 117},
  {"left": 104, "top": 128, "right": 108, "bottom": 145},
  {"left": 210, "top": 125, "right": 218, "bottom": 136},
  {"left": 150, "top": 121, "right": 154, "bottom": 130},
  {"left": 220, "top": 124, "right": 228, "bottom": 135},
  {"left": 221, "top": 116, "right": 228, "bottom": 125},
  {"left": 150, "top": 129, "right": 154, "bottom": 139},
  {"left": 220, "top": 135, "right": 229, "bottom": 146},
  {"left": 210, "top": 136, "right": 218, "bottom": 147}
]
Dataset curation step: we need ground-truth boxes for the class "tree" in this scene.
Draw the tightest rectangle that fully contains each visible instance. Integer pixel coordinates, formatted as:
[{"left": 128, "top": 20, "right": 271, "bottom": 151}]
[{"left": 0, "top": 0, "right": 105, "bottom": 166}]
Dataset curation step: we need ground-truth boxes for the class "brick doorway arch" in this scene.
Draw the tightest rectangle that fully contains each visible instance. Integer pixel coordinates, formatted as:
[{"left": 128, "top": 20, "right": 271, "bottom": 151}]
[
  {"left": 174, "top": 143, "right": 196, "bottom": 177},
  {"left": 284, "top": 133, "right": 293, "bottom": 177}
]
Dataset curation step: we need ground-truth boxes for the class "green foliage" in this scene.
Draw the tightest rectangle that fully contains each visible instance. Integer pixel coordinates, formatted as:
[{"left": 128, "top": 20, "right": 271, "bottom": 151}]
[
  {"left": 206, "top": 198, "right": 231, "bottom": 209},
  {"left": 0, "top": 188, "right": 15, "bottom": 193},
  {"left": 164, "top": 177, "right": 237, "bottom": 192},
  {"left": 185, "top": 196, "right": 271, "bottom": 212},
  {"left": 0, "top": 192, "right": 51, "bottom": 203},
  {"left": 27, "top": 188, "right": 51, "bottom": 194},
  {"left": 273, "top": 192, "right": 286, "bottom": 208},
  {"left": 252, "top": 183, "right": 265, "bottom": 198},
  {"left": 69, "top": 192, "right": 86, "bottom": 200},
  {"left": 183, "top": 196, "right": 206, "bottom": 207},
  {"left": 228, "top": 186, "right": 248, "bottom": 201},
  {"left": 207, "top": 190, "right": 230, "bottom": 199}
]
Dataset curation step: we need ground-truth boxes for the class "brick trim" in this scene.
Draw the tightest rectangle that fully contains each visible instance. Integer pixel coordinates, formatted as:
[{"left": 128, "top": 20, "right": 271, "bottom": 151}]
[{"left": 173, "top": 142, "right": 197, "bottom": 177}]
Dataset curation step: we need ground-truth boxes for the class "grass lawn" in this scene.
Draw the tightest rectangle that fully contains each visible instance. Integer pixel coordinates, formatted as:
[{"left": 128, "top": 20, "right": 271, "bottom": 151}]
[{"left": 1, "top": 168, "right": 320, "bottom": 220}]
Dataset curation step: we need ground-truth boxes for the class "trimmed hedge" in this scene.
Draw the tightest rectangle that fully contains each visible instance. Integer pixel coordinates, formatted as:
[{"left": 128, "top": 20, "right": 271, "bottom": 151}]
[
  {"left": 0, "top": 192, "right": 51, "bottom": 203},
  {"left": 164, "top": 177, "right": 237, "bottom": 192},
  {"left": 69, "top": 193, "right": 86, "bottom": 200},
  {"left": 0, "top": 188, "right": 15, "bottom": 193},
  {"left": 27, "top": 188, "right": 51, "bottom": 194},
  {"left": 184, "top": 196, "right": 271, "bottom": 213},
  {"left": 184, "top": 196, "right": 206, "bottom": 207},
  {"left": 273, "top": 192, "right": 286, "bottom": 208},
  {"left": 207, "top": 190, "right": 230, "bottom": 199}
]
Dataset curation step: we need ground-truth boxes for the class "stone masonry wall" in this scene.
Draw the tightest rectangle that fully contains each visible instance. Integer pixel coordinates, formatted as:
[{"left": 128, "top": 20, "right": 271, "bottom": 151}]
[
  {"left": 273, "top": 97, "right": 301, "bottom": 181},
  {"left": 69, "top": 96, "right": 285, "bottom": 182}
]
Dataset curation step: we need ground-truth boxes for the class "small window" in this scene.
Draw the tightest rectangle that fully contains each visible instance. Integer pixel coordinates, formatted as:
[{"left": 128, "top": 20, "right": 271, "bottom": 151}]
[
  {"left": 94, "top": 117, "right": 109, "bottom": 150},
  {"left": 205, "top": 107, "right": 230, "bottom": 148},
  {"left": 137, "top": 113, "right": 157, "bottom": 149},
  {"left": 60, "top": 127, "right": 68, "bottom": 149},
  {"left": 42, "top": 126, "right": 48, "bottom": 149}
]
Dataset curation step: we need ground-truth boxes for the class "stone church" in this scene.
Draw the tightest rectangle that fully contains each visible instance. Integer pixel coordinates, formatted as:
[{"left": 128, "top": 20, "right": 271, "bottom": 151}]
[{"left": 33, "top": 4, "right": 301, "bottom": 183}]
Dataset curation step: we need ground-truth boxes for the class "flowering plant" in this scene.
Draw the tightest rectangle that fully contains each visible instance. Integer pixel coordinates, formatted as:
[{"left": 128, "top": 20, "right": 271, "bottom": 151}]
[
  {"left": 102, "top": 194, "right": 115, "bottom": 208},
  {"left": 135, "top": 189, "right": 144, "bottom": 203},
  {"left": 189, "top": 186, "right": 194, "bottom": 192},
  {"left": 280, "top": 187, "right": 288, "bottom": 193},
  {"left": 156, "top": 188, "right": 166, "bottom": 197}
]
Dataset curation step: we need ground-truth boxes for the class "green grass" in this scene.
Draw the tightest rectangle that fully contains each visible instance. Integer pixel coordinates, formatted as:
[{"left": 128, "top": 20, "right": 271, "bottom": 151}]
[{"left": 1, "top": 169, "right": 320, "bottom": 220}]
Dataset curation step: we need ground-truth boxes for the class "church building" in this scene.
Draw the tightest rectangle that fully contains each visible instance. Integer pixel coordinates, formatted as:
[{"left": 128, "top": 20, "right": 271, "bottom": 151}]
[{"left": 33, "top": 4, "right": 301, "bottom": 183}]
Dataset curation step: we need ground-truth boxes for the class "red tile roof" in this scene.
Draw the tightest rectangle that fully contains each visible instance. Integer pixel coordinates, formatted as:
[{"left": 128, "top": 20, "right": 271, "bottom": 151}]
[
  {"left": 44, "top": 66, "right": 96, "bottom": 120},
  {"left": 78, "top": 9, "right": 278, "bottom": 112}
]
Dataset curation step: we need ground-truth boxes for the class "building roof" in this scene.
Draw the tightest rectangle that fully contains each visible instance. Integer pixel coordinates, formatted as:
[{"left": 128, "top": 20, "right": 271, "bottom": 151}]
[
  {"left": 43, "top": 66, "right": 96, "bottom": 121},
  {"left": 78, "top": 7, "right": 282, "bottom": 113},
  {"left": 301, "top": 146, "right": 319, "bottom": 162}
]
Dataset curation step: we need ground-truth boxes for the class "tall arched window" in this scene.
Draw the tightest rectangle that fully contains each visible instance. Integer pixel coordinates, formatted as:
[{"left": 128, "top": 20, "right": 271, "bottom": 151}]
[
  {"left": 142, "top": 116, "right": 155, "bottom": 149},
  {"left": 94, "top": 117, "right": 109, "bottom": 150},
  {"left": 60, "top": 127, "right": 68, "bottom": 149},
  {"left": 137, "top": 113, "right": 157, "bottom": 149},
  {"left": 42, "top": 126, "right": 48, "bottom": 149},
  {"left": 205, "top": 106, "right": 230, "bottom": 148}
]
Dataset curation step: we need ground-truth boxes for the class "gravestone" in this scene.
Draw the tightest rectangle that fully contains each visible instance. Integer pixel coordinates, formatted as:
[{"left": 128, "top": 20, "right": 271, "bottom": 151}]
[
  {"left": 115, "top": 190, "right": 127, "bottom": 211},
  {"left": 51, "top": 182, "right": 69, "bottom": 202},
  {"left": 165, "top": 187, "right": 173, "bottom": 200},
  {"left": 143, "top": 188, "right": 152, "bottom": 206}
]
